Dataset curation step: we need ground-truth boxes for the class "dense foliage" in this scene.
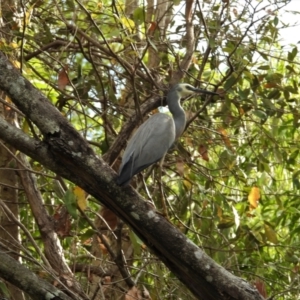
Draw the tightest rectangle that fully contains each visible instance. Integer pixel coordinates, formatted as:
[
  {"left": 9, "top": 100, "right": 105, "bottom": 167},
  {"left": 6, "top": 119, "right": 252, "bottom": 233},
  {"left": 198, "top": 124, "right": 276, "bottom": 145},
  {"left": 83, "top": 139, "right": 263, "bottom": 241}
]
[{"left": 0, "top": 0, "right": 299, "bottom": 299}]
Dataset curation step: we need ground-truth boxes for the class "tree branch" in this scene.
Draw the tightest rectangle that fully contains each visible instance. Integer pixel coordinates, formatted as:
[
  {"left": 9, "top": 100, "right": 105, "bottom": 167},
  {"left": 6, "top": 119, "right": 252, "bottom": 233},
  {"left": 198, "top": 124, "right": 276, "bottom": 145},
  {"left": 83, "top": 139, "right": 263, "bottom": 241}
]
[{"left": 0, "top": 249, "right": 74, "bottom": 300}]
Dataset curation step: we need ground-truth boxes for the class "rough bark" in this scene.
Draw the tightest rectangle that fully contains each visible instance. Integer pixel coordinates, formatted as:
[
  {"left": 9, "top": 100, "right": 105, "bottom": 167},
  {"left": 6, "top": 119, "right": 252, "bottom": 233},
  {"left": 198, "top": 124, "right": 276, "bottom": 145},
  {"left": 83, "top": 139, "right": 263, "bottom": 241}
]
[
  {"left": 0, "top": 52, "right": 264, "bottom": 300},
  {"left": 0, "top": 144, "right": 23, "bottom": 300},
  {"left": 0, "top": 248, "right": 74, "bottom": 300},
  {"left": 0, "top": 0, "right": 25, "bottom": 298}
]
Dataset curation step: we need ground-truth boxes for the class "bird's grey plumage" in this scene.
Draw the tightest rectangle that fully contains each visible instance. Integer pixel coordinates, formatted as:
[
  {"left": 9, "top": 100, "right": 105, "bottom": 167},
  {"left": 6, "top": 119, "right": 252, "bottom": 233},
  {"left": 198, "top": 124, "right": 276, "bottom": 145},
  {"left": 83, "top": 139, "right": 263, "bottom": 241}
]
[{"left": 116, "top": 83, "right": 217, "bottom": 186}]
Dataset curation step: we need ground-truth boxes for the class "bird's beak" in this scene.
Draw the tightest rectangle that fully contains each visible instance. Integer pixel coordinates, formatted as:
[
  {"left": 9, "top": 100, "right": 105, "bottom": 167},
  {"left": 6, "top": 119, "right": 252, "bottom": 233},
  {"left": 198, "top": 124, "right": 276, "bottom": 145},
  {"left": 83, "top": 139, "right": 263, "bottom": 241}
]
[{"left": 192, "top": 87, "right": 218, "bottom": 96}]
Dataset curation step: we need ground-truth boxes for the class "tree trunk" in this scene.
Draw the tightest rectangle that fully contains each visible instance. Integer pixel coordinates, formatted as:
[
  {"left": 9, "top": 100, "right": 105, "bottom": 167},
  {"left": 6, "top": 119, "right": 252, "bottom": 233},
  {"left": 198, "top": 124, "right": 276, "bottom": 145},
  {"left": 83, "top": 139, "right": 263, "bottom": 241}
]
[{"left": 0, "top": 0, "right": 24, "bottom": 298}]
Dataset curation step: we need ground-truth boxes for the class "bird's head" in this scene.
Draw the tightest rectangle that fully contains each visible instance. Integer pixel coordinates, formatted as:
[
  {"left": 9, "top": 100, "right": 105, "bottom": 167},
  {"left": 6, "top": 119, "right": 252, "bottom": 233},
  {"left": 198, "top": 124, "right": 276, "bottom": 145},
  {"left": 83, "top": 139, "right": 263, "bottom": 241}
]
[{"left": 175, "top": 83, "right": 217, "bottom": 98}]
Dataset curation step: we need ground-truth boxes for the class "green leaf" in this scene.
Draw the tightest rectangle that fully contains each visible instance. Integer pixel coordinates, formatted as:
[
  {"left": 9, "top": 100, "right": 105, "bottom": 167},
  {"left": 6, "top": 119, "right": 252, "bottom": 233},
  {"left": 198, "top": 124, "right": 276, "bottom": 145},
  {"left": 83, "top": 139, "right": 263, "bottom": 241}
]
[
  {"left": 63, "top": 188, "right": 78, "bottom": 219},
  {"left": 218, "top": 216, "right": 235, "bottom": 229},
  {"left": 208, "top": 38, "right": 216, "bottom": 48},
  {"left": 285, "top": 206, "right": 300, "bottom": 215},
  {"left": 273, "top": 147, "right": 282, "bottom": 163},
  {"left": 238, "top": 88, "right": 250, "bottom": 99},
  {"left": 288, "top": 47, "right": 298, "bottom": 62},
  {"left": 267, "top": 89, "right": 281, "bottom": 100},
  {"left": 293, "top": 170, "right": 300, "bottom": 190},
  {"left": 80, "top": 229, "right": 95, "bottom": 242},
  {"left": 288, "top": 149, "right": 299, "bottom": 164},
  {"left": 52, "top": 179, "right": 65, "bottom": 199},
  {"left": 283, "top": 89, "right": 290, "bottom": 101},
  {"left": 218, "top": 150, "right": 236, "bottom": 169},
  {"left": 257, "top": 65, "right": 270, "bottom": 70},
  {"left": 129, "top": 231, "right": 144, "bottom": 256},
  {"left": 224, "top": 74, "right": 237, "bottom": 90},
  {"left": 0, "top": 281, "right": 10, "bottom": 298},
  {"left": 264, "top": 222, "right": 278, "bottom": 244},
  {"left": 259, "top": 51, "right": 269, "bottom": 61},
  {"left": 66, "top": 0, "right": 75, "bottom": 10},
  {"left": 252, "top": 109, "right": 267, "bottom": 120},
  {"left": 261, "top": 97, "right": 276, "bottom": 110},
  {"left": 133, "top": 7, "right": 144, "bottom": 24},
  {"left": 147, "top": 37, "right": 158, "bottom": 52}
]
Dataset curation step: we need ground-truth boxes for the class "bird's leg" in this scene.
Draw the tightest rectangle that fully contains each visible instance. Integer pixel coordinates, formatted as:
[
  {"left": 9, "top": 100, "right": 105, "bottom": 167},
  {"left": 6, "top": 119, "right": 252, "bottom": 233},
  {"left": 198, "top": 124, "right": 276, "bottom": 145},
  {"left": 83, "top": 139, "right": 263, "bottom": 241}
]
[
  {"left": 158, "top": 155, "right": 169, "bottom": 219},
  {"left": 136, "top": 174, "right": 154, "bottom": 203},
  {"left": 143, "top": 176, "right": 154, "bottom": 203}
]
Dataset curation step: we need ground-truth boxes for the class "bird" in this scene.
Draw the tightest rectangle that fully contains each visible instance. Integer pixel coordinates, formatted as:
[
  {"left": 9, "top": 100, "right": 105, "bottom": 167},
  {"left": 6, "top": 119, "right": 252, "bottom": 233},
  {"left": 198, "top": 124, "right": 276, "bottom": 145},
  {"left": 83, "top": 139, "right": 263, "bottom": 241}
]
[{"left": 116, "top": 83, "right": 218, "bottom": 186}]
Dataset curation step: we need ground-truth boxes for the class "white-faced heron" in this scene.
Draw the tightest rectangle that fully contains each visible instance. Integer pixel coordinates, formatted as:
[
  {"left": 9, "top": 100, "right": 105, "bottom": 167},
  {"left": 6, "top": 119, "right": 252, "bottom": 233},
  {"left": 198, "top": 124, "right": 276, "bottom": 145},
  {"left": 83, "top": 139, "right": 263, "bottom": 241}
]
[{"left": 116, "top": 83, "right": 217, "bottom": 186}]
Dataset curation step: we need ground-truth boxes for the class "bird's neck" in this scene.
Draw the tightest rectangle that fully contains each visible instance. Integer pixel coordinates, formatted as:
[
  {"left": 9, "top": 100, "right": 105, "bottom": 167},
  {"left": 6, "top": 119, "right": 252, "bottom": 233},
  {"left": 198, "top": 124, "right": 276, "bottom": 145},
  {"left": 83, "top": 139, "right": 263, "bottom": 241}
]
[{"left": 168, "top": 97, "right": 186, "bottom": 140}]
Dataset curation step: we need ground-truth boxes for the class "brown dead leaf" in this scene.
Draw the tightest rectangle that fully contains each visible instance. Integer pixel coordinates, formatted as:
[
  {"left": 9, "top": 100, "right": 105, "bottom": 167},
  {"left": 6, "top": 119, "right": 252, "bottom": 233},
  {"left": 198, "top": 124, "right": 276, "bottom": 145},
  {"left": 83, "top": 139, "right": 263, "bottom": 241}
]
[
  {"left": 58, "top": 65, "right": 70, "bottom": 90},
  {"left": 53, "top": 205, "right": 72, "bottom": 238},
  {"left": 239, "top": 107, "right": 245, "bottom": 116},
  {"left": 147, "top": 21, "right": 157, "bottom": 35},
  {"left": 216, "top": 88, "right": 226, "bottom": 98},
  {"left": 202, "top": 200, "right": 209, "bottom": 209},
  {"left": 102, "top": 276, "right": 111, "bottom": 284},
  {"left": 125, "top": 286, "right": 142, "bottom": 300},
  {"left": 101, "top": 207, "right": 118, "bottom": 230},
  {"left": 198, "top": 144, "right": 209, "bottom": 161},
  {"left": 142, "top": 285, "right": 152, "bottom": 299},
  {"left": 101, "top": 276, "right": 112, "bottom": 294},
  {"left": 176, "top": 159, "right": 185, "bottom": 177},
  {"left": 254, "top": 279, "right": 267, "bottom": 298},
  {"left": 97, "top": 235, "right": 110, "bottom": 255},
  {"left": 83, "top": 238, "right": 92, "bottom": 246},
  {"left": 264, "top": 82, "right": 278, "bottom": 89},
  {"left": 266, "top": 9, "right": 275, "bottom": 16}
]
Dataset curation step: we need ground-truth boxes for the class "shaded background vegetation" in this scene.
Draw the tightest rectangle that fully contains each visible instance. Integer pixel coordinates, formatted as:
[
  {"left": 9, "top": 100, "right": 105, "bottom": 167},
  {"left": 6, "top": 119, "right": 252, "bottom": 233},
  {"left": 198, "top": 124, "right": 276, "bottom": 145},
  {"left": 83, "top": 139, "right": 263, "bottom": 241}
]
[{"left": 0, "top": 0, "right": 299, "bottom": 299}]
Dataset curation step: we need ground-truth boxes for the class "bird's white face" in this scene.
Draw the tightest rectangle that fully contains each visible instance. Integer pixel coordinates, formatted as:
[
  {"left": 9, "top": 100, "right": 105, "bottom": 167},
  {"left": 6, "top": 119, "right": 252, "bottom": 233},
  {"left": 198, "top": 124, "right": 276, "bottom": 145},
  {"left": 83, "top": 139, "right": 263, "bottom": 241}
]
[
  {"left": 177, "top": 84, "right": 199, "bottom": 97},
  {"left": 176, "top": 83, "right": 217, "bottom": 97}
]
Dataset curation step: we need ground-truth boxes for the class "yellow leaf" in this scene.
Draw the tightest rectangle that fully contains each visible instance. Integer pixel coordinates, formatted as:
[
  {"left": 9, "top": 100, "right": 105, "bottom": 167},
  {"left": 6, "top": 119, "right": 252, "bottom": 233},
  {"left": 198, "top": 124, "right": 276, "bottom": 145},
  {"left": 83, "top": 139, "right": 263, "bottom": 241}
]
[
  {"left": 9, "top": 42, "right": 19, "bottom": 49},
  {"left": 24, "top": 10, "right": 32, "bottom": 26},
  {"left": 97, "top": 2, "right": 103, "bottom": 9},
  {"left": 218, "top": 128, "right": 232, "bottom": 149},
  {"left": 22, "top": 119, "right": 30, "bottom": 134},
  {"left": 73, "top": 186, "right": 87, "bottom": 211},
  {"left": 239, "top": 107, "right": 245, "bottom": 116},
  {"left": 5, "top": 95, "right": 12, "bottom": 103},
  {"left": 217, "top": 205, "right": 223, "bottom": 218},
  {"left": 183, "top": 180, "right": 192, "bottom": 190},
  {"left": 120, "top": 17, "right": 135, "bottom": 33},
  {"left": 248, "top": 187, "right": 260, "bottom": 209}
]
